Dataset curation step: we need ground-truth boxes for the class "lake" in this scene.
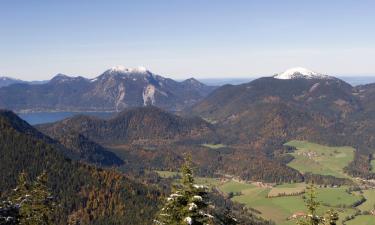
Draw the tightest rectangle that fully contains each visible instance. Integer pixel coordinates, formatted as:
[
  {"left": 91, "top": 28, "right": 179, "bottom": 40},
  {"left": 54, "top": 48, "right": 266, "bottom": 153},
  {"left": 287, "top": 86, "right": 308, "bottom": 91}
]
[{"left": 18, "top": 111, "right": 115, "bottom": 125}]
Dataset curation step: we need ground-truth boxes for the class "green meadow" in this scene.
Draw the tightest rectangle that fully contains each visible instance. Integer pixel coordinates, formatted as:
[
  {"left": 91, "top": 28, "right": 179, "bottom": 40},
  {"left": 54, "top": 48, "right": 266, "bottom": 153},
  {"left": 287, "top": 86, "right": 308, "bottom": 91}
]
[
  {"left": 155, "top": 170, "right": 179, "bottom": 178},
  {"left": 356, "top": 189, "right": 375, "bottom": 212},
  {"left": 267, "top": 183, "right": 306, "bottom": 197},
  {"left": 155, "top": 170, "right": 221, "bottom": 188},
  {"left": 346, "top": 215, "right": 375, "bottom": 225},
  {"left": 217, "top": 180, "right": 361, "bottom": 225},
  {"left": 156, "top": 141, "right": 375, "bottom": 225},
  {"left": 285, "top": 140, "right": 355, "bottom": 178},
  {"left": 218, "top": 180, "right": 255, "bottom": 193}
]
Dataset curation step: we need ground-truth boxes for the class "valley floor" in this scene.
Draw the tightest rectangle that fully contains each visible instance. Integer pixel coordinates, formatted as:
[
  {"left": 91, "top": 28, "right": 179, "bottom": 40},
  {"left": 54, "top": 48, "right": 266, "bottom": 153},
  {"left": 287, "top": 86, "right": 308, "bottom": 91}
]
[{"left": 155, "top": 140, "right": 375, "bottom": 225}]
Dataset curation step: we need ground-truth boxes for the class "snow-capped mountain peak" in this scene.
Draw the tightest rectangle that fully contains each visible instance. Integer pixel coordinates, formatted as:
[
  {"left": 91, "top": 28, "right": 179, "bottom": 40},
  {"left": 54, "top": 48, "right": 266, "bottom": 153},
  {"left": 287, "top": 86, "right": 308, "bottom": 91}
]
[
  {"left": 274, "top": 67, "right": 331, "bottom": 80},
  {"left": 108, "top": 65, "right": 149, "bottom": 74}
]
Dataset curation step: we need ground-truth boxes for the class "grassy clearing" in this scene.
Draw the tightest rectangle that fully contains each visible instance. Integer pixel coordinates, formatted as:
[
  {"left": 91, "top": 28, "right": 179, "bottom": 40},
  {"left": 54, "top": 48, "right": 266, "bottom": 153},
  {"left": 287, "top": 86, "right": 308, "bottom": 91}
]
[
  {"left": 218, "top": 180, "right": 255, "bottom": 193},
  {"left": 156, "top": 174, "right": 363, "bottom": 224},
  {"left": 285, "top": 140, "right": 355, "bottom": 178},
  {"left": 268, "top": 183, "right": 306, "bottom": 197},
  {"left": 316, "top": 187, "right": 362, "bottom": 207},
  {"left": 356, "top": 189, "right": 375, "bottom": 212},
  {"left": 346, "top": 215, "right": 375, "bottom": 225},
  {"left": 201, "top": 143, "right": 227, "bottom": 149},
  {"left": 215, "top": 180, "right": 360, "bottom": 225},
  {"left": 155, "top": 170, "right": 179, "bottom": 178},
  {"left": 155, "top": 170, "right": 221, "bottom": 188},
  {"left": 194, "top": 177, "right": 222, "bottom": 188}
]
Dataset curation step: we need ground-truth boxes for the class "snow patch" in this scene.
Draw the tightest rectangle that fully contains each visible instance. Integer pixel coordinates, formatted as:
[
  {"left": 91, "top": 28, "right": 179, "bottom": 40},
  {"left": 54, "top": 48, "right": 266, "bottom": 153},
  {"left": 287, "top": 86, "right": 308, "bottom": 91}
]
[
  {"left": 188, "top": 203, "right": 197, "bottom": 211},
  {"left": 192, "top": 195, "right": 203, "bottom": 201},
  {"left": 193, "top": 184, "right": 206, "bottom": 189},
  {"left": 109, "top": 65, "right": 149, "bottom": 74},
  {"left": 274, "top": 67, "right": 332, "bottom": 80},
  {"left": 184, "top": 217, "right": 193, "bottom": 225}
]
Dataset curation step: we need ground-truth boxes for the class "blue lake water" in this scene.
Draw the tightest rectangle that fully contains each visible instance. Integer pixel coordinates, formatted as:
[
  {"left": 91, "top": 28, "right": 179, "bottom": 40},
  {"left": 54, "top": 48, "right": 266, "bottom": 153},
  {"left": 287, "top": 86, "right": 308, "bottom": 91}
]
[{"left": 18, "top": 111, "right": 115, "bottom": 125}]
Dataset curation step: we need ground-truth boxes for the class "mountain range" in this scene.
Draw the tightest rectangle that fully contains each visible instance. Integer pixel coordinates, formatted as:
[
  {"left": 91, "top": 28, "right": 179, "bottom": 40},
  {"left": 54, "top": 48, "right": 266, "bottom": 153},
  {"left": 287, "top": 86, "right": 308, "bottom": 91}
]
[
  {"left": 3, "top": 66, "right": 375, "bottom": 224},
  {"left": 0, "top": 66, "right": 216, "bottom": 112},
  {"left": 189, "top": 67, "right": 375, "bottom": 178},
  {"left": 0, "top": 76, "right": 48, "bottom": 87},
  {"left": 16, "top": 67, "right": 374, "bottom": 182},
  {"left": 0, "top": 76, "right": 24, "bottom": 87}
]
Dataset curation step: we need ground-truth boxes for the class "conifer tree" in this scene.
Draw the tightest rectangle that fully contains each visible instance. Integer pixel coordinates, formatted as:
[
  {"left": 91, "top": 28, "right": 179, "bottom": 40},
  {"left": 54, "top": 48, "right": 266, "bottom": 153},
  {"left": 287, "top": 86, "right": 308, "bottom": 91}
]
[
  {"left": 155, "top": 156, "right": 236, "bottom": 225},
  {"left": 28, "top": 172, "right": 55, "bottom": 225},
  {"left": 9, "top": 172, "right": 55, "bottom": 225},
  {"left": 323, "top": 209, "right": 339, "bottom": 225},
  {"left": 296, "top": 183, "right": 339, "bottom": 225}
]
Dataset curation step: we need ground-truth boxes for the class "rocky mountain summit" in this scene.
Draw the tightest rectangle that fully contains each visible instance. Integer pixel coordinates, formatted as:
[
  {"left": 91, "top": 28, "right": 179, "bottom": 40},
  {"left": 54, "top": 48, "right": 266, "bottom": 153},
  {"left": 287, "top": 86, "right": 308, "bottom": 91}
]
[{"left": 0, "top": 66, "right": 216, "bottom": 112}]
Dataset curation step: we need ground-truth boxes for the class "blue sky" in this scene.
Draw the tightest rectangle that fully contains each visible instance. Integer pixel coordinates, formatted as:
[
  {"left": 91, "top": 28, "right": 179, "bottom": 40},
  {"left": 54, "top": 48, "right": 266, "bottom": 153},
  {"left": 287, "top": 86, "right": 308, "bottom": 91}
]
[{"left": 1, "top": 0, "right": 374, "bottom": 80}]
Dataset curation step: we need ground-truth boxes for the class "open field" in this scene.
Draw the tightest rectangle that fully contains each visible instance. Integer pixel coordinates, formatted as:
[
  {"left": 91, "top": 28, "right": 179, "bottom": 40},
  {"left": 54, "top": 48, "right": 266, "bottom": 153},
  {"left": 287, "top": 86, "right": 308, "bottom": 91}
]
[
  {"left": 285, "top": 140, "right": 355, "bottom": 178},
  {"left": 267, "top": 183, "right": 306, "bottom": 197},
  {"left": 194, "top": 177, "right": 222, "bottom": 188},
  {"left": 155, "top": 170, "right": 179, "bottom": 178},
  {"left": 356, "top": 189, "right": 375, "bottom": 212},
  {"left": 218, "top": 180, "right": 255, "bottom": 193},
  {"left": 346, "top": 215, "right": 375, "bottom": 225},
  {"left": 155, "top": 170, "right": 375, "bottom": 224},
  {"left": 316, "top": 187, "right": 361, "bottom": 207},
  {"left": 155, "top": 170, "right": 221, "bottom": 188},
  {"left": 216, "top": 180, "right": 360, "bottom": 225}
]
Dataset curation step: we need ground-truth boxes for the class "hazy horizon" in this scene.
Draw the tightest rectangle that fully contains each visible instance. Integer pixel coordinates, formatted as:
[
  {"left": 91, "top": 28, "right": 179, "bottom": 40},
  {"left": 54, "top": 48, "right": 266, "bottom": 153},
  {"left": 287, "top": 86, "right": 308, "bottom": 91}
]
[{"left": 2, "top": 70, "right": 375, "bottom": 84}]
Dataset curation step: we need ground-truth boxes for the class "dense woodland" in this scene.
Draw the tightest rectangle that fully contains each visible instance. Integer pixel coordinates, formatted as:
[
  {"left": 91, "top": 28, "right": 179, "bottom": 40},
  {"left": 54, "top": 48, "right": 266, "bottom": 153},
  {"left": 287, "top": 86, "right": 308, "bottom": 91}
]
[
  {"left": 0, "top": 110, "right": 272, "bottom": 225},
  {"left": 0, "top": 110, "right": 161, "bottom": 224}
]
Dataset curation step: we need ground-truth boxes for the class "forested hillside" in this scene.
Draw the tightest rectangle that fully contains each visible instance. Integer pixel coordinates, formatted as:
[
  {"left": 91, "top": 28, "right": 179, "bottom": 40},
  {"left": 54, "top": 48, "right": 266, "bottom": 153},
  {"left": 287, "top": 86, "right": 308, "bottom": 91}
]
[
  {"left": 0, "top": 110, "right": 161, "bottom": 225},
  {"left": 190, "top": 76, "right": 375, "bottom": 179},
  {"left": 38, "top": 106, "right": 215, "bottom": 145}
]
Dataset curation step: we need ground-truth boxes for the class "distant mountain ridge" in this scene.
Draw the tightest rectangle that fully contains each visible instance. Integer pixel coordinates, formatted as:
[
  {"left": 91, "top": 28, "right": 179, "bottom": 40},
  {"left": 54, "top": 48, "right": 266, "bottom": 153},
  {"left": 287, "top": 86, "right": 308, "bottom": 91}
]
[
  {"left": 189, "top": 68, "right": 375, "bottom": 178},
  {"left": 0, "top": 76, "right": 24, "bottom": 87},
  {"left": 190, "top": 69, "right": 354, "bottom": 145},
  {"left": 0, "top": 76, "right": 48, "bottom": 87},
  {"left": 192, "top": 73, "right": 358, "bottom": 122},
  {"left": 0, "top": 66, "right": 216, "bottom": 112}
]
